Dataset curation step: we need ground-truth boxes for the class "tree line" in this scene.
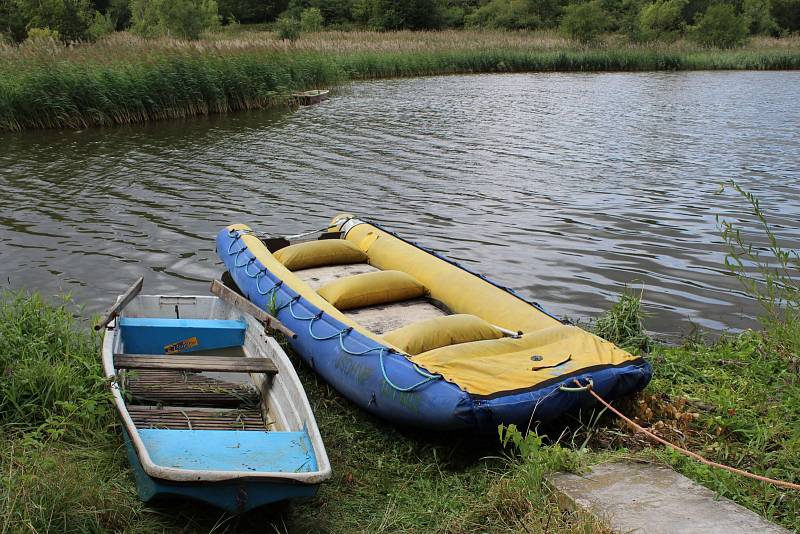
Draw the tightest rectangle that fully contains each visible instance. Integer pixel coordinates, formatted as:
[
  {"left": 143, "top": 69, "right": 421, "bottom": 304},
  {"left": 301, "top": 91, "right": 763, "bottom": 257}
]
[{"left": 1, "top": 0, "right": 798, "bottom": 46}]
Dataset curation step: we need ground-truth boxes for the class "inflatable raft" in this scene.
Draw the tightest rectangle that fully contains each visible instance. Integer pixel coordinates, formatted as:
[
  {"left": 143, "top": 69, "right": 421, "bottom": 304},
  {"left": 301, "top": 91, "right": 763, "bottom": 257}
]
[{"left": 217, "top": 216, "right": 651, "bottom": 432}]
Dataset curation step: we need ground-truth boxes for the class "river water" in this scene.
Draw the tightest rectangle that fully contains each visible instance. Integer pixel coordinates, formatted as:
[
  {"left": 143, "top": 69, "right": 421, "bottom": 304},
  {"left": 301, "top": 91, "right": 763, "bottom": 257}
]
[{"left": 1, "top": 72, "right": 798, "bottom": 337}]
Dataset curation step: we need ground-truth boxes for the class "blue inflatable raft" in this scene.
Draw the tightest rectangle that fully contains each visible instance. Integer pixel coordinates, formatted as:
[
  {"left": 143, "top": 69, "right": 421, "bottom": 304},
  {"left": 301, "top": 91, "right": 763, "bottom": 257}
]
[{"left": 217, "top": 217, "right": 651, "bottom": 433}]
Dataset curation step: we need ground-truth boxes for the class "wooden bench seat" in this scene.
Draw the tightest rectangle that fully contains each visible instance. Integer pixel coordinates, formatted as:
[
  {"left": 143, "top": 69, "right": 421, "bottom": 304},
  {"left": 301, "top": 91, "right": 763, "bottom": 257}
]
[{"left": 114, "top": 354, "right": 278, "bottom": 374}]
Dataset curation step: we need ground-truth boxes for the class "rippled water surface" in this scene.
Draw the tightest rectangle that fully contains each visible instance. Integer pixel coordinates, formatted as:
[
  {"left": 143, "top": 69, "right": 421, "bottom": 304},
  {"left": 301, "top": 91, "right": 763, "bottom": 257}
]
[{"left": 1, "top": 72, "right": 799, "bottom": 336}]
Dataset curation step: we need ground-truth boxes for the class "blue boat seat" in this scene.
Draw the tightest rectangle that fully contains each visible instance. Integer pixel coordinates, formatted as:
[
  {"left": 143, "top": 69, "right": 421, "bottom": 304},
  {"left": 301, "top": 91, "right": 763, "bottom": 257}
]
[
  {"left": 139, "top": 429, "right": 317, "bottom": 473},
  {"left": 119, "top": 317, "right": 247, "bottom": 354}
]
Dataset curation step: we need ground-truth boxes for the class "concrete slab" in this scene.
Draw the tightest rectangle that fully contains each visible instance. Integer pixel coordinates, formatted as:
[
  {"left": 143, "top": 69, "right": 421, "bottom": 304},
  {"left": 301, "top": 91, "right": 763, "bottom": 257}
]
[{"left": 550, "top": 462, "right": 791, "bottom": 534}]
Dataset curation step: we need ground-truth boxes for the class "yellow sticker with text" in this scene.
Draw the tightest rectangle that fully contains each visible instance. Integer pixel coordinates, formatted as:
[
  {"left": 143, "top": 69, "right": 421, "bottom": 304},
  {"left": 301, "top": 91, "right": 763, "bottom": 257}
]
[{"left": 164, "top": 337, "right": 199, "bottom": 354}]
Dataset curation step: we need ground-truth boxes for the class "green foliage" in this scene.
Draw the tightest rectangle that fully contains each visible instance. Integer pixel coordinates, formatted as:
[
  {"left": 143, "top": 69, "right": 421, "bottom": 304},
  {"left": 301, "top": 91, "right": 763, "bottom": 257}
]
[
  {"left": 560, "top": 1, "right": 610, "bottom": 42},
  {"left": 691, "top": 3, "right": 748, "bottom": 47},
  {"left": 300, "top": 6, "right": 323, "bottom": 31},
  {"left": 718, "top": 181, "right": 799, "bottom": 339},
  {"left": 218, "top": 0, "right": 287, "bottom": 23},
  {"left": 441, "top": 5, "right": 466, "bottom": 27},
  {"left": 499, "top": 424, "right": 582, "bottom": 473},
  {"left": 0, "top": 0, "right": 28, "bottom": 42},
  {"left": 0, "top": 291, "right": 111, "bottom": 441},
  {"left": 87, "top": 9, "right": 115, "bottom": 39},
  {"left": 275, "top": 13, "right": 301, "bottom": 39},
  {"left": 593, "top": 289, "right": 653, "bottom": 354},
  {"left": 15, "top": 0, "right": 94, "bottom": 41},
  {"left": 742, "top": 0, "right": 778, "bottom": 35},
  {"left": 131, "top": 0, "right": 220, "bottom": 39},
  {"left": 465, "top": 0, "right": 541, "bottom": 29},
  {"left": 25, "top": 26, "right": 61, "bottom": 40},
  {"left": 649, "top": 330, "right": 800, "bottom": 530},
  {"left": 771, "top": 0, "right": 800, "bottom": 32},
  {"left": 353, "top": 0, "right": 445, "bottom": 30},
  {"left": 106, "top": 0, "right": 132, "bottom": 29},
  {"left": 635, "top": 0, "right": 688, "bottom": 41}
]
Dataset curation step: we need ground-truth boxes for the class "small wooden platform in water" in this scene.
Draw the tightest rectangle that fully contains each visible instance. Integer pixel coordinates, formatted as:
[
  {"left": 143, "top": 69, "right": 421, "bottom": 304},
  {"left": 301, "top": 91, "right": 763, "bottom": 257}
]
[{"left": 292, "top": 89, "right": 329, "bottom": 106}]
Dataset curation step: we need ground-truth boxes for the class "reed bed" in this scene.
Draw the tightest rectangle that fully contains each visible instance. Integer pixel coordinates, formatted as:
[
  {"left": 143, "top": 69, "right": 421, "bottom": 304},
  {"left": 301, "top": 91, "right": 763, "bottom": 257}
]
[{"left": 1, "top": 30, "right": 799, "bottom": 131}]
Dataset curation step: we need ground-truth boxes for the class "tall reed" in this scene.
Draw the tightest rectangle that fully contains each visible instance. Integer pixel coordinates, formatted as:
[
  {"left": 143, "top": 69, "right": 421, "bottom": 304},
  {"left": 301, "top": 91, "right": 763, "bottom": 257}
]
[{"left": 1, "top": 30, "right": 799, "bottom": 130}]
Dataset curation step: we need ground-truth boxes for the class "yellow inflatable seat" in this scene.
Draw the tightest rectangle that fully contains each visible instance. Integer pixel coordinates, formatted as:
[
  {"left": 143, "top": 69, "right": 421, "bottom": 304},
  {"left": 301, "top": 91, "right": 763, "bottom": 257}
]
[
  {"left": 411, "top": 325, "right": 637, "bottom": 396},
  {"left": 273, "top": 240, "right": 367, "bottom": 271},
  {"left": 318, "top": 270, "right": 427, "bottom": 311},
  {"left": 383, "top": 314, "right": 504, "bottom": 355}
]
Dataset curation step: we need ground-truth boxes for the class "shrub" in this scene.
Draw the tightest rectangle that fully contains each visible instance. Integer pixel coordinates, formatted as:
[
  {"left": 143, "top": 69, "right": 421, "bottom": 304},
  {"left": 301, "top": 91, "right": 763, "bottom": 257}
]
[
  {"left": 742, "top": 0, "right": 778, "bottom": 34},
  {"left": 25, "top": 26, "right": 61, "bottom": 41},
  {"left": 275, "top": 14, "right": 301, "bottom": 40},
  {"left": 691, "top": 4, "right": 747, "bottom": 48},
  {"left": 1, "top": 0, "right": 28, "bottom": 42},
  {"left": 635, "top": 0, "right": 688, "bottom": 41},
  {"left": 218, "top": 0, "right": 285, "bottom": 24},
  {"left": 560, "top": 1, "right": 611, "bottom": 42},
  {"left": 719, "top": 181, "right": 799, "bottom": 331},
  {"left": 593, "top": 290, "right": 653, "bottom": 354},
  {"left": 15, "top": 0, "right": 93, "bottom": 42},
  {"left": 465, "top": 0, "right": 541, "bottom": 29},
  {"left": 107, "top": 0, "right": 132, "bottom": 30},
  {"left": 300, "top": 7, "right": 324, "bottom": 32},
  {"left": 352, "top": 0, "right": 445, "bottom": 30},
  {"left": 0, "top": 291, "right": 109, "bottom": 438},
  {"left": 442, "top": 5, "right": 466, "bottom": 27},
  {"left": 131, "top": 0, "right": 220, "bottom": 39},
  {"left": 771, "top": 0, "right": 800, "bottom": 32},
  {"left": 87, "top": 10, "right": 115, "bottom": 40}
]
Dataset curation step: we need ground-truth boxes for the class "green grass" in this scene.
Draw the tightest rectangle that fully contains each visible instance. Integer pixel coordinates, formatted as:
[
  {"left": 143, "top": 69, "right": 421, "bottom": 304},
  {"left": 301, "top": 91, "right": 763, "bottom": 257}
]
[
  {"left": 644, "top": 330, "right": 800, "bottom": 529},
  {"left": 1, "top": 287, "right": 797, "bottom": 532},
  {"left": 0, "top": 30, "right": 799, "bottom": 130},
  {"left": 0, "top": 290, "right": 600, "bottom": 533}
]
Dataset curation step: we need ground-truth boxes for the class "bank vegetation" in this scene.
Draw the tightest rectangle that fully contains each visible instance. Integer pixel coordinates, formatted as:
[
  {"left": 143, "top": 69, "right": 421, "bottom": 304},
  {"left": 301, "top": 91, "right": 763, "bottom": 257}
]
[{"left": 1, "top": 29, "right": 799, "bottom": 131}]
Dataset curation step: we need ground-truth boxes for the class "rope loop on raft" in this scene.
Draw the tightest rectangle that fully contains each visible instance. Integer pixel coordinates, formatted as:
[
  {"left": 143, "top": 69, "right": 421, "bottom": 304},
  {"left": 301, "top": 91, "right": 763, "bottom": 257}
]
[{"left": 559, "top": 378, "right": 594, "bottom": 392}]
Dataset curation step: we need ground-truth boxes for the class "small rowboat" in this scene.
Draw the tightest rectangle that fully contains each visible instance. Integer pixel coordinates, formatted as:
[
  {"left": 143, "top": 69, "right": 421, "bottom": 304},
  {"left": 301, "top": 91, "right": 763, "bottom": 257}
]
[
  {"left": 217, "top": 217, "right": 652, "bottom": 432},
  {"left": 291, "top": 89, "right": 329, "bottom": 106},
  {"left": 98, "top": 278, "right": 330, "bottom": 513}
]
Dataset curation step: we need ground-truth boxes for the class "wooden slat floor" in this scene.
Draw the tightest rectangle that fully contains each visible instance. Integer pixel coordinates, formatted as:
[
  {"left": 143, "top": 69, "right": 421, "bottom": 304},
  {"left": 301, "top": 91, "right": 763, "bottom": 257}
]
[
  {"left": 128, "top": 405, "right": 266, "bottom": 431},
  {"left": 123, "top": 370, "right": 260, "bottom": 408}
]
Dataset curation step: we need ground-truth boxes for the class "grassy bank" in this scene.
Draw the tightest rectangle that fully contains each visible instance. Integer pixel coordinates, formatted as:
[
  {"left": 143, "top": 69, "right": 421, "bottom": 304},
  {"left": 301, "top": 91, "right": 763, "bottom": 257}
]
[
  {"left": 1, "top": 30, "right": 799, "bottom": 131},
  {"left": 0, "top": 289, "right": 605, "bottom": 533},
  {"left": 1, "top": 289, "right": 797, "bottom": 532}
]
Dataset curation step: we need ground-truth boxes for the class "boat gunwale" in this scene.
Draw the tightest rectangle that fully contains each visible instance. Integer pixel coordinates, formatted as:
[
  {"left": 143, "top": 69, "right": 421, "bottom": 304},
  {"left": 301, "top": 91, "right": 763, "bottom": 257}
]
[{"left": 101, "top": 294, "right": 332, "bottom": 484}]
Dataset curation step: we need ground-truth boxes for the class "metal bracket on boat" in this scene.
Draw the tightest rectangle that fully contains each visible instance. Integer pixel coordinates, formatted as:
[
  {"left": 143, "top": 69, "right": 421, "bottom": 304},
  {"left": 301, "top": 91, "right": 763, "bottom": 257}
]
[
  {"left": 493, "top": 324, "right": 523, "bottom": 338},
  {"left": 94, "top": 276, "right": 144, "bottom": 331},
  {"left": 339, "top": 218, "right": 365, "bottom": 237},
  {"left": 210, "top": 279, "right": 297, "bottom": 339}
]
